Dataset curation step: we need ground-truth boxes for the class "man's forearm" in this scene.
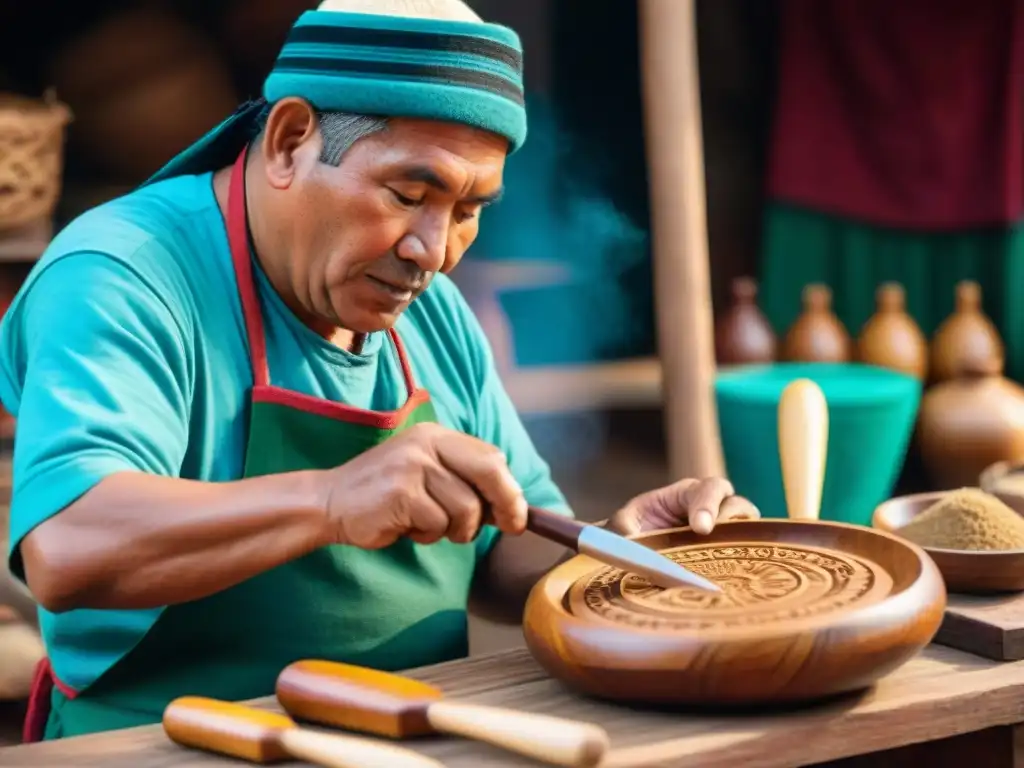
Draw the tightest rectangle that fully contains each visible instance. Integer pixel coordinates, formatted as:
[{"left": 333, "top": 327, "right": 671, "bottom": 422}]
[{"left": 20, "top": 470, "right": 330, "bottom": 613}]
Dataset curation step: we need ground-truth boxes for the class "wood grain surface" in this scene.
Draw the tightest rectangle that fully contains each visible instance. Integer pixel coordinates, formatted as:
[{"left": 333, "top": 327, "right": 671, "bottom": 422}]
[
  {"left": 2, "top": 644, "right": 1024, "bottom": 768},
  {"left": 523, "top": 521, "right": 946, "bottom": 707},
  {"left": 936, "top": 592, "right": 1024, "bottom": 661},
  {"left": 817, "top": 725, "right": 1022, "bottom": 767}
]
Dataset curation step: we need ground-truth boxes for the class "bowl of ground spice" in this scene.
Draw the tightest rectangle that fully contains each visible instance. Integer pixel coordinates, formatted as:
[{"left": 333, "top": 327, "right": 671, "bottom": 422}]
[{"left": 872, "top": 488, "right": 1024, "bottom": 593}]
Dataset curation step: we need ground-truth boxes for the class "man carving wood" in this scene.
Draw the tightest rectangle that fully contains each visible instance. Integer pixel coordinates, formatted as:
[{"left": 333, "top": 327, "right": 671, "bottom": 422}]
[{"left": 0, "top": 0, "right": 758, "bottom": 741}]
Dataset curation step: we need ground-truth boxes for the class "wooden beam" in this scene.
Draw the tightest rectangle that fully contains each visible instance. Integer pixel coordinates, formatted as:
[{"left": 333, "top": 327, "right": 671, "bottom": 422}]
[
  {"left": 502, "top": 357, "right": 661, "bottom": 414},
  {"left": 637, "top": 0, "right": 724, "bottom": 478}
]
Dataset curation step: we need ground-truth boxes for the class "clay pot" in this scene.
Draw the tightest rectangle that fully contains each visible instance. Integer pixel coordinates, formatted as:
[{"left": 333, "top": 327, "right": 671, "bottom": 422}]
[
  {"left": 47, "top": 7, "right": 239, "bottom": 180},
  {"left": 856, "top": 282, "right": 928, "bottom": 380},
  {"left": 781, "top": 284, "right": 852, "bottom": 362},
  {"left": 917, "top": 354, "right": 1024, "bottom": 490},
  {"left": 929, "top": 280, "right": 1004, "bottom": 385},
  {"left": 219, "top": 0, "right": 318, "bottom": 76},
  {"left": 714, "top": 276, "right": 777, "bottom": 365}
]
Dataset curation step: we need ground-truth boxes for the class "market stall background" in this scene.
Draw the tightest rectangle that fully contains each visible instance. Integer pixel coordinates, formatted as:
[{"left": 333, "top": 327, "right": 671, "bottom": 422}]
[{"left": 4, "top": 0, "right": 1018, "bottom": 751}]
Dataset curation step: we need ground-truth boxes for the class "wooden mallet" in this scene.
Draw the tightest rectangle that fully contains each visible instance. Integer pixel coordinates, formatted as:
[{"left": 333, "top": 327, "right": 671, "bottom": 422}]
[
  {"left": 163, "top": 696, "right": 445, "bottom": 768},
  {"left": 276, "top": 660, "right": 610, "bottom": 767}
]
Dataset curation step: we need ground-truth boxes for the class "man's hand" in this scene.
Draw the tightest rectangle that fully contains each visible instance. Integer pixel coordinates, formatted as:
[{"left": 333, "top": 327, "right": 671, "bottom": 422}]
[
  {"left": 325, "top": 422, "right": 528, "bottom": 548},
  {"left": 606, "top": 477, "right": 760, "bottom": 537}
]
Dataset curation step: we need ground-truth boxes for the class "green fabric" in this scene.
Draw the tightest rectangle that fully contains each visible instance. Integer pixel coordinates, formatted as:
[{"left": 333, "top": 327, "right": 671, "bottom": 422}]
[
  {"left": 146, "top": 10, "right": 527, "bottom": 186},
  {"left": 716, "top": 363, "right": 921, "bottom": 526},
  {"left": 759, "top": 203, "right": 1024, "bottom": 381},
  {"left": 44, "top": 394, "right": 488, "bottom": 738}
]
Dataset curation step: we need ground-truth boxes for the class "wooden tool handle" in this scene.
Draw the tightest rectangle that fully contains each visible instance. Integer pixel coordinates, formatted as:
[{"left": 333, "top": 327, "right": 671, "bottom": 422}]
[
  {"left": 526, "top": 506, "right": 586, "bottom": 550},
  {"left": 426, "top": 701, "right": 609, "bottom": 768},
  {"left": 778, "top": 378, "right": 828, "bottom": 520},
  {"left": 279, "top": 727, "right": 445, "bottom": 768}
]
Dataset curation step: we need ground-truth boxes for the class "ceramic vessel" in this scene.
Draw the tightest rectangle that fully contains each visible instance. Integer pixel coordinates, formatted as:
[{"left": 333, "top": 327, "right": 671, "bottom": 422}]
[
  {"left": 46, "top": 7, "right": 239, "bottom": 179},
  {"left": 917, "top": 355, "right": 1024, "bottom": 489},
  {"left": 929, "top": 281, "right": 1003, "bottom": 384},
  {"left": 979, "top": 459, "right": 1024, "bottom": 499},
  {"left": 716, "top": 363, "right": 920, "bottom": 527},
  {"left": 856, "top": 282, "right": 928, "bottom": 380},
  {"left": 781, "top": 284, "right": 852, "bottom": 363},
  {"left": 714, "top": 276, "right": 777, "bottom": 365}
]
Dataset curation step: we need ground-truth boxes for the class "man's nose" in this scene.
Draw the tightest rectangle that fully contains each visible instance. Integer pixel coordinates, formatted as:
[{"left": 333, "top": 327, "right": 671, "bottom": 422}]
[{"left": 396, "top": 223, "right": 448, "bottom": 273}]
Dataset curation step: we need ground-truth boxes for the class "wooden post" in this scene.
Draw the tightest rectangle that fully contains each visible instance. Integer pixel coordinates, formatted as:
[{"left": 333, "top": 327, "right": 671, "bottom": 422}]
[{"left": 636, "top": 0, "right": 724, "bottom": 479}]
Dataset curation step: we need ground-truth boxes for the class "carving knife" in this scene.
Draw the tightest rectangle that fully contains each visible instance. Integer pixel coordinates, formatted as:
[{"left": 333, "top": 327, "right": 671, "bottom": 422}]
[{"left": 526, "top": 506, "right": 721, "bottom": 592}]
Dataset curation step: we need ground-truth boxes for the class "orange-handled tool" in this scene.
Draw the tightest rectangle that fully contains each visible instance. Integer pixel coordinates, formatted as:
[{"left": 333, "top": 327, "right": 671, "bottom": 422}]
[
  {"left": 163, "top": 696, "right": 445, "bottom": 768},
  {"left": 276, "top": 660, "right": 610, "bottom": 767}
]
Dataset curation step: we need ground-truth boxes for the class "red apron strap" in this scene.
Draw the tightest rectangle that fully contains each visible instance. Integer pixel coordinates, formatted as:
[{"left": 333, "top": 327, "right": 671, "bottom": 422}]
[
  {"left": 227, "top": 148, "right": 271, "bottom": 388},
  {"left": 387, "top": 329, "right": 418, "bottom": 399},
  {"left": 22, "top": 657, "right": 54, "bottom": 743},
  {"left": 228, "top": 148, "right": 421, "bottom": 409}
]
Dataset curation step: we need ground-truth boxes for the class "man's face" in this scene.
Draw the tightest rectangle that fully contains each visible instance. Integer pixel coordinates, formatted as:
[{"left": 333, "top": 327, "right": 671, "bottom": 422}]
[{"left": 278, "top": 117, "right": 507, "bottom": 333}]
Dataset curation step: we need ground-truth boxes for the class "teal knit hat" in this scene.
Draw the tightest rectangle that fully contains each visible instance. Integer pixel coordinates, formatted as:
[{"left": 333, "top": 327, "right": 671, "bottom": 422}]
[{"left": 145, "top": 9, "right": 527, "bottom": 185}]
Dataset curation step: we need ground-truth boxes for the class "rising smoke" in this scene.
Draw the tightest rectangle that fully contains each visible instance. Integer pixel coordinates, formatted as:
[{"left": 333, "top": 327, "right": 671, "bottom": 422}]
[{"left": 452, "top": 95, "right": 650, "bottom": 472}]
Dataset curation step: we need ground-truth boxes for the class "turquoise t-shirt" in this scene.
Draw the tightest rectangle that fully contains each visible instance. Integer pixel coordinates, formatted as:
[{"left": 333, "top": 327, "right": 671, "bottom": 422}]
[{"left": 0, "top": 172, "right": 570, "bottom": 694}]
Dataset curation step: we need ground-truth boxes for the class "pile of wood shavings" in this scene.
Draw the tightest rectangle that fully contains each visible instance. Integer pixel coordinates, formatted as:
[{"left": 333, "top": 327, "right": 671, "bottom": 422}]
[{"left": 898, "top": 488, "right": 1024, "bottom": 551}]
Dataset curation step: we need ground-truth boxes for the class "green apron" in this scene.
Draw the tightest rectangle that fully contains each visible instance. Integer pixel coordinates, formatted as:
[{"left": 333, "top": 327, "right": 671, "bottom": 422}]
[{"left": 25, "top": 149, "right": 482, "bottom": 741}]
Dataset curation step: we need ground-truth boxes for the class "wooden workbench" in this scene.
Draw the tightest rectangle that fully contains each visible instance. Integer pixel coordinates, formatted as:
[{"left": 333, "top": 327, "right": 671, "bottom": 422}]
[{"left": 2, "top": 644, "right": 1023, "bottom": 768}]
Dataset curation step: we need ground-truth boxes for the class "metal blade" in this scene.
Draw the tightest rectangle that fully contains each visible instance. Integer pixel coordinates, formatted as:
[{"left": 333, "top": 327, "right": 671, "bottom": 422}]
[{"left": 577, "top": 526, "right": 722, "bottom": 592}]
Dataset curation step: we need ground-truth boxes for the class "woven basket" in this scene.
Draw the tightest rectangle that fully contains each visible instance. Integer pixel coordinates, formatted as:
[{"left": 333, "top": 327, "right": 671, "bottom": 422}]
[{"left": 0, "top": 91, "right": 71, "bottom": 231}]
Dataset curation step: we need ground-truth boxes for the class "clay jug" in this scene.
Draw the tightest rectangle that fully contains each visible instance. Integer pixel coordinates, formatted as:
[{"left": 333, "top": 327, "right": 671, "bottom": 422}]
[
  {"left": 856, "top": 282, "right": 928, "bottom": 380},
  {"left": 917, "top": 353, "right": 1024, "bottom": 489},
  {"left": 929, "top": 280, "right": 1004, "bottom": 384},
  {"left": 781, "top": 284, "right": 852, "bottom": 362},
  {"left": 47, "top": 7, "right": 239, "bottom": 180},
  {"left": 714, "top": 277, "right": 777, "bottom": 365}
]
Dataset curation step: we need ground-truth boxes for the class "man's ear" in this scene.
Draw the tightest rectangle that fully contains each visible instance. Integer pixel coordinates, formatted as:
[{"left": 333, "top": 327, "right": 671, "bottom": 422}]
[{"left": 259, "top": 98, "right": 320, "bottom": 189}]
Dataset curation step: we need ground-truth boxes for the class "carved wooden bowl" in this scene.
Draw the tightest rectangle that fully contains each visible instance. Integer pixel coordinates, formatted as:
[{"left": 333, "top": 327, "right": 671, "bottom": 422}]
[
  {"left": 873, "top": 491, "right": 1024, "bottom": 593},
  {"left": 523, "top": 520, "right": 945, "bottom": 706}
]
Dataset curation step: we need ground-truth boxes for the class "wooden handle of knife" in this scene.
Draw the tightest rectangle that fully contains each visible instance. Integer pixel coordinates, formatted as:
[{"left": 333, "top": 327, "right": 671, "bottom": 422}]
[
  {"left": 278, "top": 727, "right": 445, "bottom": 768},
  {"left": 525, "top": 506, "right": 585, "bottom": 549},
  {"left": 426, "top": 701, "right": 609, "bottom": 768}
]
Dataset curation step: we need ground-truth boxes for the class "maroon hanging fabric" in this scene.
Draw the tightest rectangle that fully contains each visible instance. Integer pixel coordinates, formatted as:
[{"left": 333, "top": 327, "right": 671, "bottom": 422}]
[{"left": 767, "top": 0, "right": 1024, "bottom": 231}]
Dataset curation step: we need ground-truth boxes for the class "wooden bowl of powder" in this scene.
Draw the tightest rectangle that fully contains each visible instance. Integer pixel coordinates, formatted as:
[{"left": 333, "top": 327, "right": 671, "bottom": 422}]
[{"left": 872, "top": 488, "right": 1024, "bottom": 594}]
